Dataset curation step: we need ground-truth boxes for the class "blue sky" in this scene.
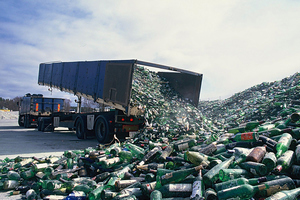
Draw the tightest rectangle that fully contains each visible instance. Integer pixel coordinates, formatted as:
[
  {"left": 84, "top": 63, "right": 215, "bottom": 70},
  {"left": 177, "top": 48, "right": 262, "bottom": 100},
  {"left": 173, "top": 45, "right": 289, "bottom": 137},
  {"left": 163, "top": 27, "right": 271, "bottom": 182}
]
[{"left": 1, "top": 1, "right": 300, "bottom": 103}]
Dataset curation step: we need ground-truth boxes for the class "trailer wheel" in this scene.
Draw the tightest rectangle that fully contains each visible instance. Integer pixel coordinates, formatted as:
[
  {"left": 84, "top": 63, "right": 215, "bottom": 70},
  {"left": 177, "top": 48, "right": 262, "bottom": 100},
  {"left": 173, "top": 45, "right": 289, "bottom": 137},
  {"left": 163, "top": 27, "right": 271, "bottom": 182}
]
[
  {"left": 95, "top": 117, "right": 111, "bottom": 144},
  {"left": 40, "top": 119, "right": 45, "bottom": 132},
  {"left": 76, "top": 118, "right": 85, "bottom": 139},
  {"left": 37, "top": 119, "right": 42, "bottom": 131}
]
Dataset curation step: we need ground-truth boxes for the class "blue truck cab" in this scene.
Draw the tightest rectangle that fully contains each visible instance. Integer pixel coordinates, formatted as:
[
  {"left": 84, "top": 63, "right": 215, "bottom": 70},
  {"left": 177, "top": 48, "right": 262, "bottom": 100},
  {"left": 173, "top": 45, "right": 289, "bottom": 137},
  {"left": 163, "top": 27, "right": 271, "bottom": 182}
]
[{"left": 18, "top": 93, "right": 65, "bottom": 128}]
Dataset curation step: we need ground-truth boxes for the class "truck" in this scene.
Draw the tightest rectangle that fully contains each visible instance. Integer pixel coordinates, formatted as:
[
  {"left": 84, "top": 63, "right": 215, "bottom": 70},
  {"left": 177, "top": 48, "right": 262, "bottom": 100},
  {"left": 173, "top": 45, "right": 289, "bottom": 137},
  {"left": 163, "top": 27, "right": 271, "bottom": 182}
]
[
  {"left": 38, "top": 59, "right": 203, "bottom": 144},
  {"left": 18, "top": 93, "right": 65, "bottom": 128}
]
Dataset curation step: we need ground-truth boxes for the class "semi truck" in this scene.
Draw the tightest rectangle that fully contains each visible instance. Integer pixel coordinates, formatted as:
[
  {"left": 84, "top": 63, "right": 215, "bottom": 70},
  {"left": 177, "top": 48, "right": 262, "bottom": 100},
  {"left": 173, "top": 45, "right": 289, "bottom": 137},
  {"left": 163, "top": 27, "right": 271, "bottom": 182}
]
[
  {"left": 38, "top": 59, "right": 203, "bottom": 144},
  {"left": 18, "top": 93, "right": 65, "bottom": 128}
]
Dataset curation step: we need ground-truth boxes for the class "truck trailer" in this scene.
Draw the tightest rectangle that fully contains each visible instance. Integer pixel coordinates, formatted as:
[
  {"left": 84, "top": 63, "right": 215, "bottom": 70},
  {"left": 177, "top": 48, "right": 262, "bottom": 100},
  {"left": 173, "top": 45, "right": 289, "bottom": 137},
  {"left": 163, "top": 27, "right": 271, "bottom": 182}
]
[
  {"left": 38, "top": 59, "right": 203, "bottom": 144},
  {"left": 18, "top": 93, "right": 65, "bottom": 128}
]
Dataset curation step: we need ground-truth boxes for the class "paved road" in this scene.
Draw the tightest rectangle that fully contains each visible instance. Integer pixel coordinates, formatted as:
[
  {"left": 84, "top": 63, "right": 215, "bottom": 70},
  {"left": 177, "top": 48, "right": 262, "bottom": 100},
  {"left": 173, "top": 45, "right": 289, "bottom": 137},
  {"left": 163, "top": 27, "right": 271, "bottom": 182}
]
[
  {"left": 0, "top": 119, "right": 99, "bottom": 199},
  {"left": 0, "top": 119, "right": 99, "bottom": 160}
]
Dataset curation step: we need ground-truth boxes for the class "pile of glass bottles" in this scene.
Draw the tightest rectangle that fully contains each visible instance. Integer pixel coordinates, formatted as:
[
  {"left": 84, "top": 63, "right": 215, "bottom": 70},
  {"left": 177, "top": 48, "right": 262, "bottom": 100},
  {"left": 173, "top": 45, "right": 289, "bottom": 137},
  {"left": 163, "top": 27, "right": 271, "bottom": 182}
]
[
  {"left": 2, "top": 68, "right": 300, "bottom": 199},
  {"left": 130, "top": 65, "right": 218, "bottom": 144}
]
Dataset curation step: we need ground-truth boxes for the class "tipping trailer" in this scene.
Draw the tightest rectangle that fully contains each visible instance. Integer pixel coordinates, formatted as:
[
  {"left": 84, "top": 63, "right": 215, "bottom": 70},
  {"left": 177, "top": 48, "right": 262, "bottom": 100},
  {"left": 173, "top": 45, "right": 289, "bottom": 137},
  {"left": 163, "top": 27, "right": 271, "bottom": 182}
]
[
  {"left": 38, "top": 59, "right": 203, "bottom": 144},
  {"left": 18, "top": 93, "right": 65, "bottom": 128}
]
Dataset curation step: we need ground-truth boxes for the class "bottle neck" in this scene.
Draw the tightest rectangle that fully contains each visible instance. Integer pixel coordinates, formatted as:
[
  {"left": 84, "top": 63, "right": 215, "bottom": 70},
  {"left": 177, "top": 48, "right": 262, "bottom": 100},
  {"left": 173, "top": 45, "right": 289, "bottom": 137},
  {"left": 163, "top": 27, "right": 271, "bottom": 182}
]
[
  {"left": 248, "top": 177, "right": 267, "bottom": 185},
  {"left": 253, "top": 183, "right": 267, "bottom": 193},
  {"left": 274, "top": 165, "right": 283, "bottom": 173},
  {"left": 276, "top": 149, "right": 283, "bottom": 158}
]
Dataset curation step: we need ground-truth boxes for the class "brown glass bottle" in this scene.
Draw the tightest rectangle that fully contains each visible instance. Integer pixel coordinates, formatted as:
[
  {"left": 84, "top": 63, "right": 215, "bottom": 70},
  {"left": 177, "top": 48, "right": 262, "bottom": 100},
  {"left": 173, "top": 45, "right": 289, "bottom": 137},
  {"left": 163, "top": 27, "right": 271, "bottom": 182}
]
[{"left": 246, "top": 146, "right": 266, "bottom": 163}]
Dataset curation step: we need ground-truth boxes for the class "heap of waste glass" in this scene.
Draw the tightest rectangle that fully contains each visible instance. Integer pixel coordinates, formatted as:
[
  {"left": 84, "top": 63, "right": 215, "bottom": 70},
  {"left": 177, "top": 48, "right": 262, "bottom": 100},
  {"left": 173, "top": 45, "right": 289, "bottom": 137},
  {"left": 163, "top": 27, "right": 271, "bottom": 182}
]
[{"left": 1, "top": 69, "right": 300, "bottom": 199}]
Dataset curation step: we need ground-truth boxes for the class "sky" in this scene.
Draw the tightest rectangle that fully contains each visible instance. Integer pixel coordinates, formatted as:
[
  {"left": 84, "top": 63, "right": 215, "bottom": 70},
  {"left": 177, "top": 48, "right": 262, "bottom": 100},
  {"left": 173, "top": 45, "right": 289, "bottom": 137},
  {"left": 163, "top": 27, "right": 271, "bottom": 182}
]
[{"left": 1, "top": 0, "right": 300, "bottom": 104}]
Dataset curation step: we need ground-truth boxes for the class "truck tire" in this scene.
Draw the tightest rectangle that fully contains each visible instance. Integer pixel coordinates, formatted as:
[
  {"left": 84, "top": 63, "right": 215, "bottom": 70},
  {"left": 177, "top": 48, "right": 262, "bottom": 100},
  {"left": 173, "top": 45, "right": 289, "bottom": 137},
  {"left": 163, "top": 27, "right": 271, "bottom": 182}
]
[
  {"left": 95, "top": 116, "right": 111, "bottom": 144},
  {"left": 37, "top": 119, "right": 42, "bottom": 131},
  {"left": 40, "top": 119, "right": 45, "bottom": 132},
  {"left": 24, "top": 115, "right": 29, "bottom": 128},
  {"left": 18, "top": 116, "right": 24, "bottom": 127},
  {"left": 76, "top": 118, "right": 85, "bottom": 139}
]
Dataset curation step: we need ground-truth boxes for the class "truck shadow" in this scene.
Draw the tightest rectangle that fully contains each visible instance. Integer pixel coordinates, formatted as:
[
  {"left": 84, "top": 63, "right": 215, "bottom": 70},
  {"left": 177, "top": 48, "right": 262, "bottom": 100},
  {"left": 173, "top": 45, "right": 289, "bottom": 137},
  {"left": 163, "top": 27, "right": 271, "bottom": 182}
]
[{"left": 0, "top": 126, "right": 23, "bottom": 129}]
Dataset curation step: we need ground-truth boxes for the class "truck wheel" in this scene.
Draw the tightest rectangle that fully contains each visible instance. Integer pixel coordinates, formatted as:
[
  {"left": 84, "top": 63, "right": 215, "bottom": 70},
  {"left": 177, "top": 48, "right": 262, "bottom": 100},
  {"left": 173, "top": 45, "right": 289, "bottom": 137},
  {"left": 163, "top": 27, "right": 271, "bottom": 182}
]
[
  {"left": 76, "top": 118, "right": 85, "bottom": 139},
  {"left": 95, "top": 117, "right": 111, "bottom": 144},
  {"left": 18, "top": 116, "right": 24, "bottom": 127},
  {"left": 24, "top": 115, "right": 29, "bottom": 128},
  {"left": 37, "top": 119, "right": 42, "bottom": 131},
  {"left": 40, "top": 120, "right": 45, "bottom": 132}
]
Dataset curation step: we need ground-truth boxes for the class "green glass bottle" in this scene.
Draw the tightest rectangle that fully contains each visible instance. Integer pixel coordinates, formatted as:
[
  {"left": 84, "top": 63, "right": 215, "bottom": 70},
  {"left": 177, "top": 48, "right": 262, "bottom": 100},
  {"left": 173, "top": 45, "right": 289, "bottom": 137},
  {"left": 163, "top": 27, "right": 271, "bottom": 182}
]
[
  {"left": 158, "top": 145, "right": 173, "bottom": 161},
  {"left": 230, "top": 148, "right": 250, "bottom": 167},
  {"left": 262, "top": 152, "right": 277, "bottom": 172},
  {"left": 149, "top": 141, "right": 168, "bottom": 150},
  {"left": 291, "top": 128, "right": 300, "bottom": 140},
  {"left": 230, "top": 132, "right": 259, "bottom": 142},
  {"left": 275, "top": 118, "right": 291, "bottom": 129},
  {"left": 245, "top": 120, "right": 265, "bottom": 131},
  {"left": 93, "top": 172, "right": 111, "bottom": 183},
  {"left": 141, "top": 181, "right": 157, "bottom": 197},
  {"left": 13, "top": 157, "right": 34, "bottom": 169},
  {"left": 157, "top": 183, "right": 193, "bottom": 198},
  {"left": 105, "top": 142, "right": 120, "bottom": 155},
  {"left": 228, "top": 126, "right": 246, "bottom": 134},
  {"left": 173, "top": 139, "right": 197, "bottom": 151},
  {"left": 99, "top": 157, "right": 122, "bottom": 168},
  {"left": 150, "top": 190, "right": 162, "bottom": 200},
  {"left": 276, "top": 133, "right": 292, "bottom": 158},
  {"left": 198, "top": 142, "right": 218, "bottom": 156},
  {"left": 255, "top": 177, "right": 296, "bottom": 198},
  {"left": 124, "top": 143, "right": 144, "bottom": 160},
  {"left": 257, "top": 123, "right": 275, "bottom": 132},
  {"left": 25, "top": 189, "right": 38, "bottom": 200},
  {"left": 217, "top": 177, "right": 295, "bottom": 200},
  {"left": 185, "top": 151, "right": 210, "bottom": 167},
  {"left": 138, "top": 146, "right": 162, "bottom": 166},
  {"left": 259, "top": 135, "right": 277, "bottom": 151},
  {"left": 265, "top": 187, "right": 300, "bottom": 200},
  {"left": 203, "top": 156, "right": 235, "bottom": 187},
  {"left": 31, "top": 163, "right": 56, "bottom": 173},
  {"left": 111, "top": 163, "right": 134, "bottom": 179},
  {"left": 274, "top": 150, "right": 294, "bottom": 173},
  {"left": 145, "top": 173, "right": 156, "bottom": 182},
  {"left": 66, "top": 158, "right": 74, "bottom": 169},
  {"left": 240, "top": 161, "right": 268, "bottom": 176},
  {"left": 214, "top": 176, "right": 279, "bottom": 192},
  {"left": 217, "top": 182, "right": 265, "bottom": 200},
  {"left": 219, "top": 168, "right": 252, "bottom": 182},
  {"left": 204, "top": 133, "right": 219, "bottom": 145},
  {"left": 58, "top": 178, "right": 75, "bottom": 192},
  {"left": 100, "top": 189, "right": 118, "bottom": 200},
  {"left": 45, "top": 180, "right": 63, "bottom": 191},
  {"left": 110, "top": 146, "right": 122, "bottom": 157},
  {"left": 88, "top": 184, "right": 106, "bottom": 200},
  {"left": 136, "top": 163, "right": 166, "bottom": 171},
  {"left": 118, "top": 151, "right": 133, "bottom": 162},
  {"left": 73, "top": 184, "right": 93, "bottom": 194},
  {"left": 7, "top": 171, "right": 20, "bottom": 181},
  {"left": 157, "top": 165, "right": 202, "bottom": 188},
  {"left": 190, "top": 170, "right": 204, "bottom": 200},
  {"left": 20, "top": 169, "right": 36, "bottom": 180},
  {"left": 259, "top": 128, "right": 291, "bottom": 138},
  {"left": 296, "top": 144, "right": 300, "bottom": 164},
  {"left": 3, "top": 180, "right": 19, "bottom": 190}
]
